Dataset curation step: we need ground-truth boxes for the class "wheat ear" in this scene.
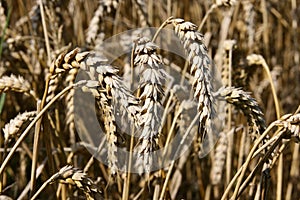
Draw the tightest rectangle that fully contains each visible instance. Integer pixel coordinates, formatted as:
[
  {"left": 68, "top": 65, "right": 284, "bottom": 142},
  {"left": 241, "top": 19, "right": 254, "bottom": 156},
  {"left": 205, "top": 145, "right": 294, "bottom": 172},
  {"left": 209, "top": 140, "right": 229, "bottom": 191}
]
[
  {"left": 211, "top": 130, "right": 229, "bottom": 185},
  {"left": 215, "top": 86, "right": 266, "bottom": 138},
  {"left": 31, "top": 165, "right": 102, "bottom": 200},
  {"left": 86, "top": 0, "right": 119, "bottom": 44},
  {"left": 0, "top": 74, "right": 37, "bottom": 99},
  {"left": 134, "top": 37, "right": 167, "bottom": 173},
  {"left": 81, "top": 53, "right": 140, "bottom": 174},
  {"left": 2, "top": 111, "right": 36, "bottom": 143},
  {"left": 169, "top": 18, "right": 215, "bottom": 142}
]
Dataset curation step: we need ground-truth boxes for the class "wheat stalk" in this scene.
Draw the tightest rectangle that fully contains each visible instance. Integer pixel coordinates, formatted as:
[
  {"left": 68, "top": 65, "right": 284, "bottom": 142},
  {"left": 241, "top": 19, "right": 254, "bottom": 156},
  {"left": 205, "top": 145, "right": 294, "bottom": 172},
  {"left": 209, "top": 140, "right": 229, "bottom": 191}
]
[{"left": 169, "top": 18, "right": 215, "bottom": 143}]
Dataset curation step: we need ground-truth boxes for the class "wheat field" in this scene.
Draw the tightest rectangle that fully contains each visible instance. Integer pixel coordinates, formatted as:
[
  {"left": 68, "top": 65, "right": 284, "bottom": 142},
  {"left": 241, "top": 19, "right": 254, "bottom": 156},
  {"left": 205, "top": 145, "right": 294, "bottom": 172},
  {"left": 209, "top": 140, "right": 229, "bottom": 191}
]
[{"left": 0, "top": 0, "right": 299, "bottom": 199}]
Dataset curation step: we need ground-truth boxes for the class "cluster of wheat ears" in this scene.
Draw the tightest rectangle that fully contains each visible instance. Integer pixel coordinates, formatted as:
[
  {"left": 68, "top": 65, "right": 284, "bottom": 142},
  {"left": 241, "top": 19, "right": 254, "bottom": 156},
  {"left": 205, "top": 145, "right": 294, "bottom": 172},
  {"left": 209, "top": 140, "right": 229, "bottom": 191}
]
[{"left": 0, "top": 0, "right": 299, "bottom": 199}]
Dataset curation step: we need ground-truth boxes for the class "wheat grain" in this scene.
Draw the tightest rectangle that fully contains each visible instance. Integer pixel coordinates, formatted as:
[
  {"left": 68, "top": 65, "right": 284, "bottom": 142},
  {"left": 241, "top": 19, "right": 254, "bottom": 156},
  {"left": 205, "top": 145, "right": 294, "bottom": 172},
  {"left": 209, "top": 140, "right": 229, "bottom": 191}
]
[
  {"left": 45, "top": 77, "right": 59, "bottom": 103},
  {"left": 82, "top": 53, "right": 140, "bottom": 126},
  {"left": 14, "top": 1, "right": 40, "bottom": 31},
  {"left": 51, "top": 49, "right": 121, "bottom": 174},
  {"left": 50, "top": 48, "right": 89, "bottom": 76},
  {"left": 84, "top": 78, "right": 120, "bottom": 175},
  {"left": 169, "top": 18, "right": 215, "bottom": 142}
]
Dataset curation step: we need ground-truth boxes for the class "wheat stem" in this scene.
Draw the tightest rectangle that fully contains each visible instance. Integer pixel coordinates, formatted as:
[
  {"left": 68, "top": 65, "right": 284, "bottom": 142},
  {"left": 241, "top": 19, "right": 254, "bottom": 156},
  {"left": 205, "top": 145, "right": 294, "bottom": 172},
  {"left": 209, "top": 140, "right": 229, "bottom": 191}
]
[
  {"left": 122, "top": 124, "right": 135, "bottom": 200},
  {"left": 221, "top": 126, "right": 276, "bottom": 200},
  {"left": 38, "top": 0, "right": 51, "bottom": 66},
  {"left": 198, "top": 4, "right": 217, "bottom": 32},
  {"left": 230, "top": 122, "right": 277, "bottom": 200},
  {"left": 261, "top": 60, "right": 281, "bottom": 119},
  {"left": 160, "top": 112, "right": 200, "bottom": 199},
  {"left": 237, "top": 131, "right": 284, "bottom": 198},
  {"left": 30, "top": 175, "right": 53, "bottom": 200},
  {"left": 29, "top": 100, "right": 42, "bottom": 196},
  {"left": 151, "top": 16, "right": 174, "bottom": 42}
]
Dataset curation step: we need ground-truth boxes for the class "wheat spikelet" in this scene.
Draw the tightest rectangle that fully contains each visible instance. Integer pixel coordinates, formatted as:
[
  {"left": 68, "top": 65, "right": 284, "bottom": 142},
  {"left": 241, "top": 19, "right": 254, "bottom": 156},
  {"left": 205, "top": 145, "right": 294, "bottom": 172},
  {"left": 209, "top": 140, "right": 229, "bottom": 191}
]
[
  {"left": 50, "top": 165, "right": 102, "bottom": 199},
  {"left": 83, "top": 75, "right": 119, "bottom": 174},
  {"left": 215, "top": 86, "right": 266, "bottom": 139},
  {"left": 133, "top": 37, "right": 167, "bottom": 172},
  {"left": 99, "top": 93, "right": 119, "bottom": 175},
  {"left": 0, "top": 74, "right": 37, "bottom": 99},
  {"left": 49, "top": 48, "right": 90, "bottom": 78},
  {"left": 50, "top": 48, "right": 89, "bottom": 75},
  {"left": 86, "top": 0, "right": 119, "bottom": 44},
  {"left": 169, "top": 18, "right": 215, "bottom": 142},
  {"left": 2, "top": 111, "right": 36, "bottom": 143},
  {"left": 211, "top": 131, "right": 227, "bottom": 185},
  {"left": 44, "top": 2, "right": 64, "bottom": 51}
]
